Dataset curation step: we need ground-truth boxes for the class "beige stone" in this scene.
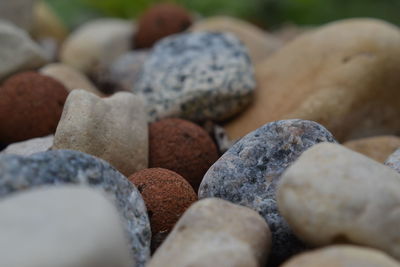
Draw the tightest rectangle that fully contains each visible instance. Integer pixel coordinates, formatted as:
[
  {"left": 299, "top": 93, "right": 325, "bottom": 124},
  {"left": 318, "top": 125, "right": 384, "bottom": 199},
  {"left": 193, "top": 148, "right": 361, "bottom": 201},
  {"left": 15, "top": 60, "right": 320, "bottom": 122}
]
[
  {"left": 53, "top": 90, "right": 148, "bottom": 176},
  {"left": 1, "top": 135, "right": 53, "bottom": 155},
  {"left": 148, "top": 198, "right": 271, "bottom": 267},
  {"left": 282, "top": 245, "right": 400, "bottom": 267},
  {"left": 343, "top": 135, "right": 400, "bottom": 162},
  {"left": 277, "top": 142, "right": 400, "bottom": 260},
  {"left": 224, "top": 19, "right": 400, "bottom": 142},
  {"left": 40, "top": 63, "right": 103, "bottom": 96},
  {"left": 190, "top": 16, "right": 282, "bottom": 65}
]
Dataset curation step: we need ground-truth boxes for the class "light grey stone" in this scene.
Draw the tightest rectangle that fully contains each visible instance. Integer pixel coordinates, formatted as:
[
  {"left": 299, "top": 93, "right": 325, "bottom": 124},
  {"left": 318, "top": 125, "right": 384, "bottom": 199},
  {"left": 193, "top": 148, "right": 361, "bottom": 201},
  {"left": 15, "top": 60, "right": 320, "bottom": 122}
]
[
  {"left": 385, "top": 148, "right": 400, "bottom": 173},
  {"left": 1, "top": 135, "right": 53, "bottom": 156}
]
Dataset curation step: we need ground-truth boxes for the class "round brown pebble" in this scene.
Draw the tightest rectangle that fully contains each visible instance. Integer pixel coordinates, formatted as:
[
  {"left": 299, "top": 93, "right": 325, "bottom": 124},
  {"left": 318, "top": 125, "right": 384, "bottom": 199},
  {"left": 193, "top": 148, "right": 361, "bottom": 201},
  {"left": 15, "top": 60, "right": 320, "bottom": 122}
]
[
  {"left": 149, "top": 118, "right": 219, "bottom": 191},
  {"left": 129, "top": 168, "right": 197, "bottom": 251},
  {"left": 134, "top": 3, "right": 192, "bottom": 48},
  {"left": 0, "top": 71, "right": 69, "bottom": 143}
]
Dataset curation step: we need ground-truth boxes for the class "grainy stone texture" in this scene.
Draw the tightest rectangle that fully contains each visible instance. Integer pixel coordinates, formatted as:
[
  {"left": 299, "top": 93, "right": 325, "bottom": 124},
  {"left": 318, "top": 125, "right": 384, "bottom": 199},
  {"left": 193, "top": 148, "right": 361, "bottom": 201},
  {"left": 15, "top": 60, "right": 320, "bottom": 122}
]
[
  {"left": 199, "top": 119, "right": 336, "bottom": 265},
  {"left": 385, "top": 148, "right": 400, "bottom": 173},
  {"left": 0, "top": 135, "right": 53, "bottom": 156},
  {"left": 134, "top": 32, "right": 255, "bottom": 122},
  {"left": 0, "top": 150, "right": 151, "bottom": 267},
  {"left": 0, "top": 186, "right": 134, "bottom": 267},
  {"left": 277, "top": 143, "right": 400, "bottom": 261},
  {"left": 281, "top": 245, "right": 400, "bottom": 267},
  {"left": 54, "top": 90, "right": 148, "bottom": 177},
  {"left": 148, "top": 198, "right": 271, "bottom": 267}
]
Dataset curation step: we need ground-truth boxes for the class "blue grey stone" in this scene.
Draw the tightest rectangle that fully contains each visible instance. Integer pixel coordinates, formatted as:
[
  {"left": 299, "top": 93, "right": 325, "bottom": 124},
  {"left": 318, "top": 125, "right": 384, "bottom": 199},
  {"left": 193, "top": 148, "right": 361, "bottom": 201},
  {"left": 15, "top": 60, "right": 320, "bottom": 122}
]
[
  {"left": 199, "top": 119, "right": 337, "bottom": 266},
  {"left": 385, "top": 148, "right": 400, "bottom": 174},
  {"left": 134, "top": 32, "right": 255, "bottom": 122},
  {"left": 0, "top": 149, "right": 150, "bottom": 267}
]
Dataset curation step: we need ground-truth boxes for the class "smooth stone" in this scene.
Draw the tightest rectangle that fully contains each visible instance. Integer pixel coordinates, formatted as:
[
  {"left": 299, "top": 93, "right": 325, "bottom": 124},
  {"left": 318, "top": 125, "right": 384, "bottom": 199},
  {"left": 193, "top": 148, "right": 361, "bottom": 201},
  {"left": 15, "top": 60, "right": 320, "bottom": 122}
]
[
  {"left": 148, "top": 198, "right": 271, "bottom": 267},
  {"left": 0, "top": 150, "right": 151, "bottom": 266},
  {"left": 0, "top": 0, "right": 35, "bottom": 31},
  {"left": 199, "top": 119, "right": 337, "bottom": 265},
  {"left": 60, "top": 19, "right": 133, "bottom": 75},
  {"left": 0, "top": 20, "right": 47, "bottom": 81},
  {"left": 224, "top": 18, "right": 400, "bottom": 142},
  {"left": 40, "top": 63, "right": 103, "bottom": 96},
  {"left": 281, "top": 245, "right": 400, "bottom": 267},
  {"left": 385, "top": 148, "right": 400, "bottom": 174},
  {"left": 134, "top": 32, "right": 256, "bottom": 122},
  {"left": 54, "top": 90, "right": 148, "bottom": 177},
  {"left": 277, "top": 142, "right": 400, "bottom": 261},
  {"left": 190, "top": 16, "right": 282, "bottom": 65},
  {"left": 0, "top": 135, "right": 53, "bottom": 155},
  {"left": 343, "top": 135, "right": 400, "bottom": 162},
  {"left": 0, "top": 186, "right": 134, "bottom": 267}
]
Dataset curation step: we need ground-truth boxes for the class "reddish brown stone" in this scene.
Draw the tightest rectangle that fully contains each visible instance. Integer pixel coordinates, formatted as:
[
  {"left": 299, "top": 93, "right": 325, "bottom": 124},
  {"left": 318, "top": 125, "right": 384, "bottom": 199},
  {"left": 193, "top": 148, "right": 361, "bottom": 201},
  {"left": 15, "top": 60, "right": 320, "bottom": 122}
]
[
  {"left": 149, "top": 118, "right": 219, "bottom": 191},
  {"left": 134, "top": 3, "right": 192, "bottom": 48},
  {"left": 0, "top": 71, "right": 69, "bottom": 143},
  {"left": 129, "top": 168, "right": 197, "bottom": 251}
]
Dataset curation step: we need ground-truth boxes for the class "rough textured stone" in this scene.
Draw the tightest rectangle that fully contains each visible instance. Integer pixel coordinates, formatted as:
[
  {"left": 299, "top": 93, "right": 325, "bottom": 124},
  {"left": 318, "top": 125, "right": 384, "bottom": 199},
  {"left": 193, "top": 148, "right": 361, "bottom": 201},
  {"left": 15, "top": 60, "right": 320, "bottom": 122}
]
[
  {"left": 149, "top": 118, "right": 219, "bottom": 191},
  {"left": 0, "top": 20, "right": 47, "bottom": 81},
  {"left": 385, "top": 148, "right": 400, "bottom": 173},
  {"left": 0, "top": 149, "right": 151, "bottom": 267},
  {"left": 0, "top": 186, "right": 134, "bottom": 267},
  {"left": 277, "top": 142, "right": 400, "bottom": 261},
  {"left": 129, "top": 168, "right": 197, "bottom": 251},
  {"left": 224, "top": 19, "right": 400, "bottom": 142},
  {"left": 134, "top": 32, "right": 255, "bottom": 122},
  {"left": 199, "top": 119, "right": 336, "bottom": 265},
  {"left": 0, "top": 0, "right": 36, "bottom": 31},
  {"left": 135, "top": 3, "right": 192, "bottom": 48},
  {"left": 190, "top": 16, "right": 282, "bottom": 65},
  {"left": 0, "top": 71, "right": 68, "bottom": 143},
  {"left": 148, "top": 198, "right": 271, "bottom": 267},
  {"left": 1, "top": 135, "right": 53, "bottom": 156},
  {"left": 54, "top": 90, "right": 148, "bottom": 177},
  {"left": 281, "top": 245, "right": 400, "bottom": 267}
]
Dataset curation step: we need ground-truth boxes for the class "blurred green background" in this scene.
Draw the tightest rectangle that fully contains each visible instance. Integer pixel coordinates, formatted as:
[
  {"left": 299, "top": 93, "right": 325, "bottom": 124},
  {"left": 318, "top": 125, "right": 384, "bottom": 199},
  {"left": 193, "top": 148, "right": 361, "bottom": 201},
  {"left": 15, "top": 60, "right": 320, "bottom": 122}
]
[{"left": 45, "top": 0, "right": 400, "bottom": 30}]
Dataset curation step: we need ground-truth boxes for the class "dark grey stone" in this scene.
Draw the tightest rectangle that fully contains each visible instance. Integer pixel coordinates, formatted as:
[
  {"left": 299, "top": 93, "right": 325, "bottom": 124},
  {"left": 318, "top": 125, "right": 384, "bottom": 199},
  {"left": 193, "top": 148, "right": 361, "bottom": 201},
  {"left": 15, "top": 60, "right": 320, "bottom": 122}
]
[
  {"left": 198, "top": 119, "right": 337, "bottom": 266},
  {"left": 385, "top": 148, "right": 400, "bottom": 173},
  {"left": 0, "top": 149, "right": 150, "bottom": 267}
]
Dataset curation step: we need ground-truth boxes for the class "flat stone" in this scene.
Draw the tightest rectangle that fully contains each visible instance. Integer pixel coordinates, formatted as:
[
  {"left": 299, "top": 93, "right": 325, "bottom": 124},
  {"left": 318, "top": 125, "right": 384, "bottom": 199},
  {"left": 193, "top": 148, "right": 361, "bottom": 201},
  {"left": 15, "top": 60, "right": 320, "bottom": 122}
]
[
  {"left": 199, "top": 119, "right": 337, "bottom": 265},
  {"left": 0, "top": 149, "right": 151, "bottom": 267},
  {"left": 385, "top": 148, "right": 400, "bottom": 173},
  {"left": 0, "top": 135, "right": 53, "bottom": 156},
  {"left": 0, "top": 186, "right": 134, "bottom": 267},
  {"left": 277, "top": 143, "right": 400, "bottom": 261},
  {"left": 148, "top": 198, "right": 271, "bottom": 267}
]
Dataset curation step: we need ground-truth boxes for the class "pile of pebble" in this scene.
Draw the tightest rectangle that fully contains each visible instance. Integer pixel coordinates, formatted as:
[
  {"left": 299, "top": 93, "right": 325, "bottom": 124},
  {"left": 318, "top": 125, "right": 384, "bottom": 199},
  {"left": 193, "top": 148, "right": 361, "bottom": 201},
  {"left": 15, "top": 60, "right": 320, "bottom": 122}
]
[{"left": 1, "top": 1, "right": 400, "bottom": 267}]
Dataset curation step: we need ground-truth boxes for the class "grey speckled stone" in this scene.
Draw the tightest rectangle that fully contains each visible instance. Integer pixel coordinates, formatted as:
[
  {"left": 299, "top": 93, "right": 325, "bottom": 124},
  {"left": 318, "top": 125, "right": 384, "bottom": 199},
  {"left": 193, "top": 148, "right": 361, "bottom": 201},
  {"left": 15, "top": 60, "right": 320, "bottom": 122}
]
[
  {"left": 385, "top": 148, "right": 400, "bottom": 174},
  {"left": 0, "top": 149, "right": 151, "bottom": 267},
  {"left": 134, "top": 32, "right": 255, "bottom": 122},
  {"left": 198, "top": 119, "right": 337, "bottom": 266}
]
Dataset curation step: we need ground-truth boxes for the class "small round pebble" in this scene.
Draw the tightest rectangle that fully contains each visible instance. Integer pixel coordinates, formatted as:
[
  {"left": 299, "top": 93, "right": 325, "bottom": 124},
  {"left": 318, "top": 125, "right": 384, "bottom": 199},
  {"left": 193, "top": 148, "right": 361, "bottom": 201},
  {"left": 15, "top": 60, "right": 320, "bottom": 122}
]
[
  {"left": 0, "top": 71, "right": 68, "bottom": 143},
  {"left": 134, "top": 3, "right": 192, "bottom": 48},
  {"left": 149, "top": 118, "right": 219, "bottom": 191},
  {"left": 129, "top": 168, "right": 197, "bottom": 251}
]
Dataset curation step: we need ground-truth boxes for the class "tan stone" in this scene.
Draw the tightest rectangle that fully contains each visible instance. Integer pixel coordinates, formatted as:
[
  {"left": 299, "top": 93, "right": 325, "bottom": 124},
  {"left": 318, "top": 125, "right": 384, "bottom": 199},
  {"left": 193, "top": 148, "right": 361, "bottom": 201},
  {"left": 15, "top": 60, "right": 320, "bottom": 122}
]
[
  {"left": 343, "top": 135, "right": 400, "bottom": 162},
  {"left": 148, "top": 198, "right": 271, "bottom": 267},
  {"left": 277, "top": 143, "right": 400, "bottom": 260},
  {"left": 224, "top": 19, "right": 400, "bottom": 142},
  {"left": 190, "top": 16, "right": 282, "bottom": 65},
  {"left": 282, "top": 245, "right": 400, "bottom": 267},
  {"left": 53, "top": 90, "right": 148, "bottom": 176}
]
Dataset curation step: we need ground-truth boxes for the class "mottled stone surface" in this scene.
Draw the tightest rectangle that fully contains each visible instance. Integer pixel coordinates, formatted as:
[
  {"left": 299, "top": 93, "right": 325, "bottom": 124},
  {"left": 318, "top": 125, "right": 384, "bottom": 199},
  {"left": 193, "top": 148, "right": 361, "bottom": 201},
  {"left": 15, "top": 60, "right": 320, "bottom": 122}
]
[
  {"left": 134, "top": 32, "right": 255, "bottom": 122},
  {"left": 0, "top": 150, "right": 151, "bottom": 267},
  {"left": 199, "top": 119, "right": 337, "bottom": 265},
  {"left": 385, "top": 148, "right": 400, "bottom": 174}
]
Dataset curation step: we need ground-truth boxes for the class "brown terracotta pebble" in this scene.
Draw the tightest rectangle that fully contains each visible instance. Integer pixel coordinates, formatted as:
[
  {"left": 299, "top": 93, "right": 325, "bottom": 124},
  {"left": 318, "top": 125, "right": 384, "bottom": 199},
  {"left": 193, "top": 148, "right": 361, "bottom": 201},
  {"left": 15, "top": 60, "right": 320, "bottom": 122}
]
[
  {"left": 134, "top": 3, "right": 192, "bottom": 48},
  {"left": 129, "top": 168, "right": 197, "bottom": 251},
  {"left": 149, "top": 118, "right": 219, "bottom": 191},
  {"left": 0, "top": 71, "right": 68, "bottom": 143}
]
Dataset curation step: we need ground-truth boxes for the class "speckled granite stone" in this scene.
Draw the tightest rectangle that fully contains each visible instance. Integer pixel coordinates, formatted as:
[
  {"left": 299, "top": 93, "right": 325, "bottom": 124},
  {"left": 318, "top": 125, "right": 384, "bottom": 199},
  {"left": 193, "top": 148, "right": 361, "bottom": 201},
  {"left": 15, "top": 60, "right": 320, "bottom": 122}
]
[
  {"left": 134, "top": 32, "right": 255, "bottom": 122},
  {"left": 385, "top": 148, "right": 400, "bottom": 174},
  {"left": 198, "top": 119, "right": 337, "bottom": 266},
  {"left": 0, "top": 150, "right": 151, "bottom": 267}
]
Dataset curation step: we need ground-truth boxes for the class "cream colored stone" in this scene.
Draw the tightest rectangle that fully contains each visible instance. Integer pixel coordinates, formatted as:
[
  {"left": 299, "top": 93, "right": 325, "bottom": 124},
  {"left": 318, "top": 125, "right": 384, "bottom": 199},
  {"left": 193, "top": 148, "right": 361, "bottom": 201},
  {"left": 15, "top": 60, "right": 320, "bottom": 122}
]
[
  {"left": 282, "top": 245, "right": 400, "bottom": 267},
  {"left": 190, "top": 16, "right": 282, "bottom": 65},
  {"left": 148, "top": 198, "right": 271, "bottom": 267},
  {"left": 53, "top": 90, "right": 148, "bottom": 176},
  {"left": 277, "top": 142, "right": 400, "bottom": 260},
  {"left": 1, "top": 135, "right": 53, "bottom": 155},
  {"left": 224, "top": 19, "right": 400, "bottom": 142}
]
